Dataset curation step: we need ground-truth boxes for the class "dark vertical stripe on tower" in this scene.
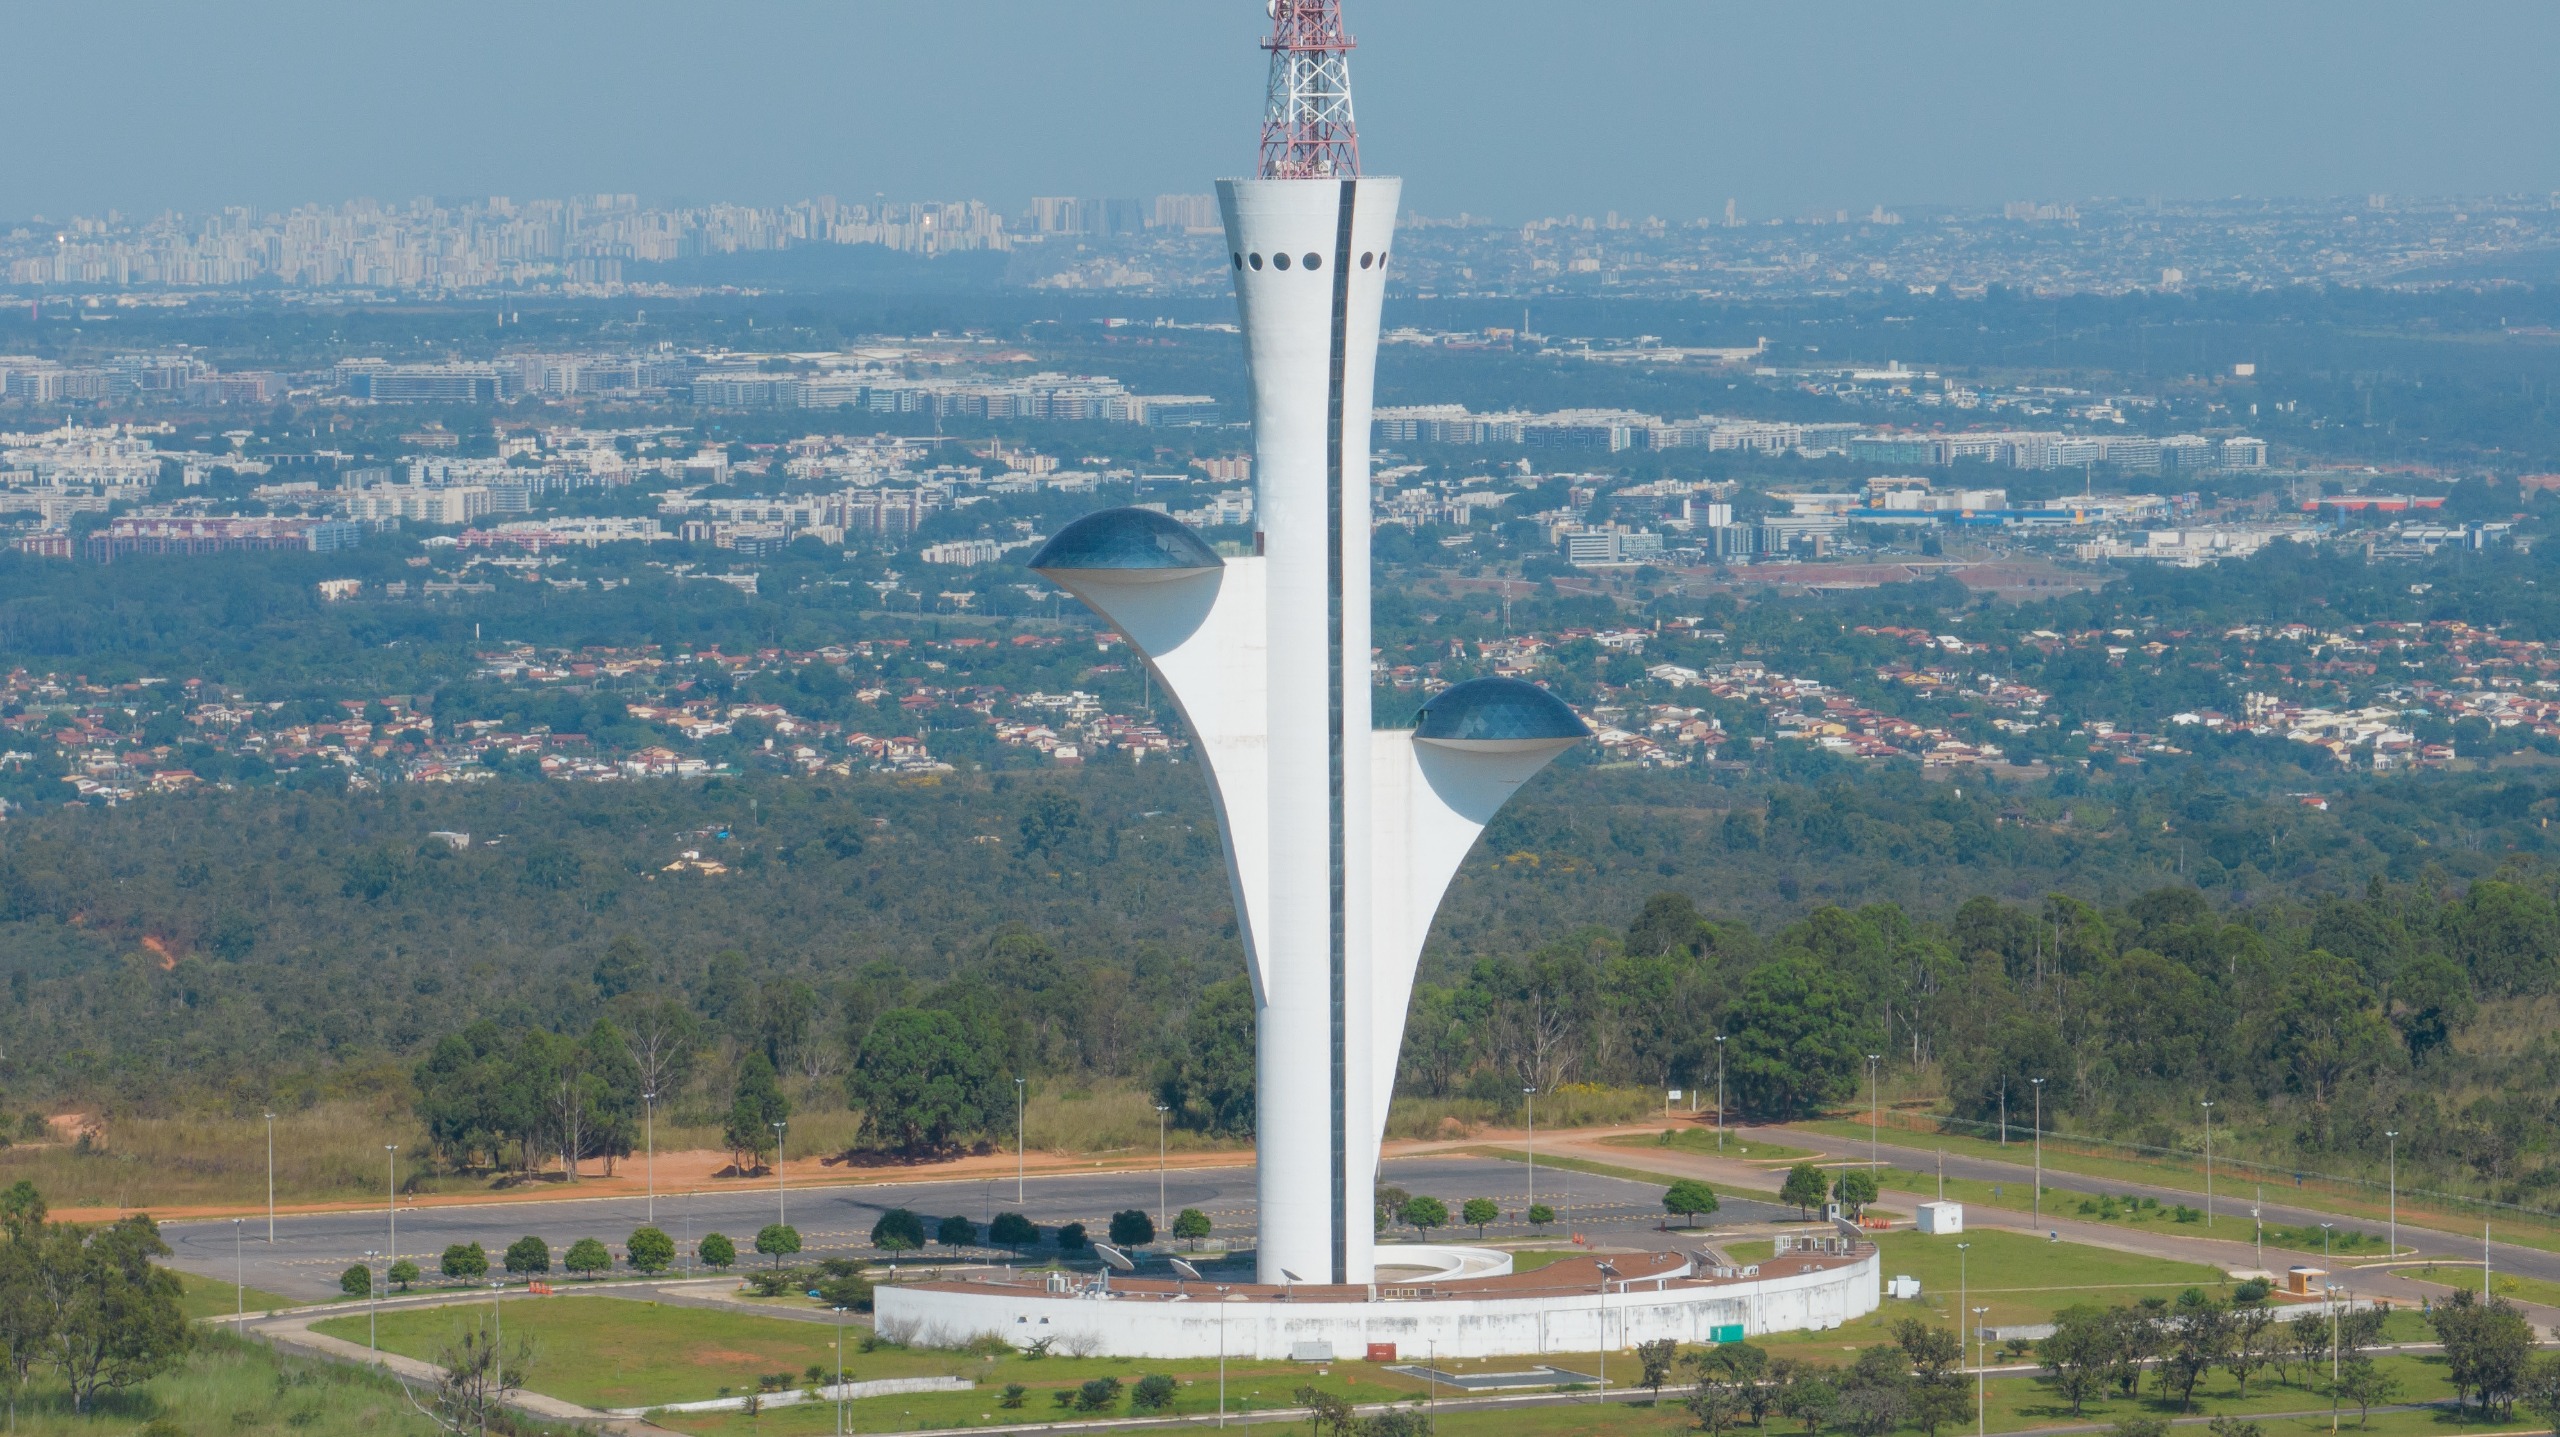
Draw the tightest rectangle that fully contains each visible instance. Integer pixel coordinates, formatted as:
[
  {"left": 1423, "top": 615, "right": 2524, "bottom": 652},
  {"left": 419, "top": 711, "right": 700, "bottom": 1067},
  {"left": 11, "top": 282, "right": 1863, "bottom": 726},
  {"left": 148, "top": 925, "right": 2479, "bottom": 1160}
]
[{"left": 1324, "top": 178, "right": 1357, "bottom": 1286}]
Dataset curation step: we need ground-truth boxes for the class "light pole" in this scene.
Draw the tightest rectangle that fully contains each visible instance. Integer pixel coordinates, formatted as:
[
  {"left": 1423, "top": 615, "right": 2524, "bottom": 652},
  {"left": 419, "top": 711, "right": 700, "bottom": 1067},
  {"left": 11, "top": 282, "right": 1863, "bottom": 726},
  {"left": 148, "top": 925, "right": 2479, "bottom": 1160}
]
[
  {"left": 1015, "top": 1077, "right": 1027, "bottom": 1204},
  {"left": 2029, "top": 1079, "right": 2045, "bottom": 1226},
  {"left": 2254, "top": 1187, "right": 2264, "bottom": 1270},
  {"left": 772, "top": 1121, "right": 788, "bottom": 1227},
  {"left": 1595, "top": 1260, "right": 1620, "bottom": 1402},
  {"left": 834, "top": 1304, "right": 848, "bottom": 1436},
  {"left": 1714, "top": 1036, "right": 1727, "bottom": 1152},
  {"left": 233, "top": 1218, "right": 244, "bottom": 1322},
  {"left": 1973, "top": 1305, "right": 1990, "bottom": 1437},
  {"left": 1155, "top": 1103, "right": 1171, "bottom": 1238},
  {"left": 384, "top": 1145, "right": 398, "bottom": 1263},
  {"left": 2385, "top": 1129, "right": 2399, "bottom": 1255},
  {"left": 2320, "top": 1222, "right": 2333, "bottom": 1269},
  {"left": 264, "top": 1111, "right": 276, "bottom": 1243},
  {"left": 1523, "top": 1087, "right": 1537, "bottom": 1218},
  {"left": 1956, "top": 1241, "right": 1970, "bottom": 1378},
  {"left": 490, "top": 1279, "right": 504, "bottom": 1437},
  {"left": 2199, "top": 1100, "right": 2215, "bottom": 1227},
  {"left": 1218, "top": 1286, "right": 1232, "bottom": 1428},
  {"left": 643, "top": 1089, "right": 658, "bottom": 1224},
  {"left": 1867, "top": 1053, "right": 1882, "bottom": 1172},
  {"left": 2328, "top": 1282, "right": 2341, "bottom": 1435},
  {"left": 363, "top": 1250, "right": 380, "bottom": 1353}
]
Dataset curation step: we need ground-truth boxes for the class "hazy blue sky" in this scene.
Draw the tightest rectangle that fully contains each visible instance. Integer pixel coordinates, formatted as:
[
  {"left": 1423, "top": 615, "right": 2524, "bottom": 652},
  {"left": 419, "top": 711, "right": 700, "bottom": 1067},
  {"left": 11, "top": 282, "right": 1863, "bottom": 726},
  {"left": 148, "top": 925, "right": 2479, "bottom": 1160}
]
[{"left": 14, "top": 1, "right": 2560, "bottom": 220}]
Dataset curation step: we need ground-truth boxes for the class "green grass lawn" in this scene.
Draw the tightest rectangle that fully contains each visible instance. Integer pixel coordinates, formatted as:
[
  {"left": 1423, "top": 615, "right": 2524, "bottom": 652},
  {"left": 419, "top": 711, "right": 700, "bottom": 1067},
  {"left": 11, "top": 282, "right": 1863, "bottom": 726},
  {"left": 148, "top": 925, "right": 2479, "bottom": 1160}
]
[
  {"left": 1601, "top": 1129, "right": 1817, "bottom": 1164},
  {"left": 1791, "top": 1118, "right": 2560, "bottom": 1259},
  {"left": 170, "top": 1268, "right": 302, "bottom": 1321},
  {"left": 0, "top": 1328, "right": 440, "bottom": 1437},
  {"left": 1729, "top": 1228, "right": 2232, "bottom": 1332}
]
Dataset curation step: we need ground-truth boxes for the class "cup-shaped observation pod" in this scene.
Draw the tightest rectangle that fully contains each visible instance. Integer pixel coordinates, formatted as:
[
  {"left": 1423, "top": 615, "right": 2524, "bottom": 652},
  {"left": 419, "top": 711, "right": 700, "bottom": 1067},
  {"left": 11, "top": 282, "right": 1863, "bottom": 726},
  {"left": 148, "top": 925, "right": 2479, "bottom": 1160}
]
[
  {"left": 1028, "top": 507, "right": 1223, "bottom": 584},
  {"left": 1411, "top": 677, "right": 1590, "bottom": 754}
]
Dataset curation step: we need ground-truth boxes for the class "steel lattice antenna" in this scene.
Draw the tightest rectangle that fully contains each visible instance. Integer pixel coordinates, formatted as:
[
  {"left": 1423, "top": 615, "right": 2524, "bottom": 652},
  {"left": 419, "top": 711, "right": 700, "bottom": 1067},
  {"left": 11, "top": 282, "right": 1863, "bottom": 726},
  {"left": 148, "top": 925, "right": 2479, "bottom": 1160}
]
[{"left": 1258, "top": 0, "right": 1360, "bottom": 179}]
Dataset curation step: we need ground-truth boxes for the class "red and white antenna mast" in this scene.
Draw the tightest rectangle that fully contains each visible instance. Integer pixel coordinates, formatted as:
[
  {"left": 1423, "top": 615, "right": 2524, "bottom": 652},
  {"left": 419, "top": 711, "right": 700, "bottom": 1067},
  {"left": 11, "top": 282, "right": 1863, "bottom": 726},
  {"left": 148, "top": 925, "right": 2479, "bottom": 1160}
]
[{"left": 1258, "top": 0, "right": 1360, "bottom": 179}]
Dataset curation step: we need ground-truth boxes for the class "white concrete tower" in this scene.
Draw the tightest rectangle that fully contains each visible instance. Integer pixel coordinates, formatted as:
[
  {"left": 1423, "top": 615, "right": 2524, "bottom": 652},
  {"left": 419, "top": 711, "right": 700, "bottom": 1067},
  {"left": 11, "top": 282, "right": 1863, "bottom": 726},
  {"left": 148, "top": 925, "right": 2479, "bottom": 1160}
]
[{"left": 1031, "top": 1, "right": 1586, "bottom": 1288}]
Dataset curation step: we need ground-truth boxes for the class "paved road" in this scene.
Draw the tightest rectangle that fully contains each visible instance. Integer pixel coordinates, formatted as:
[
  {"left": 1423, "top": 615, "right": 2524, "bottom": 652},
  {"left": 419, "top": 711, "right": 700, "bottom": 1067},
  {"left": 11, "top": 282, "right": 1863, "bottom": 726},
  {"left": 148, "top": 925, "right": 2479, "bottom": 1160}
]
[{"left": 163, "top": 1152, "right": 1795, "bottom": 1299}]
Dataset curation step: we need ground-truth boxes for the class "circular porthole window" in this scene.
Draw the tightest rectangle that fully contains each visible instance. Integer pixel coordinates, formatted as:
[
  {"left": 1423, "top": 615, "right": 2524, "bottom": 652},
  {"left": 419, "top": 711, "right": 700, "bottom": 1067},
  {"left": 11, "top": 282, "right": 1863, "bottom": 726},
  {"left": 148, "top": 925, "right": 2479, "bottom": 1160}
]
[
  {"left": 1304, "top": 252, "right": 1323, "bottom": 270},
  {"left": 1248, "top": 253, "right": 1263, "bottom": 270},
  {"left": 1273, "top": 253, "right": 1291, "bottom": 270},
  {"left": 1360, "top": 252, "right": 1373, "bottom": 269},
  {"left": 1232, "top": 253, "right": 1243, "bottom": 270}
]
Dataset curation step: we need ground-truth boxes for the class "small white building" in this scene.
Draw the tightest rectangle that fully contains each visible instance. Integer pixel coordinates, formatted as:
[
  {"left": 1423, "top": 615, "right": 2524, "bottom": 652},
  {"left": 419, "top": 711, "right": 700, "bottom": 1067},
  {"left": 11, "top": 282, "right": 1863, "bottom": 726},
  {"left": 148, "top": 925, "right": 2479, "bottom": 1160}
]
[{"left": 1916, "top": 1201, "right": 1964, "bottom": 1235}]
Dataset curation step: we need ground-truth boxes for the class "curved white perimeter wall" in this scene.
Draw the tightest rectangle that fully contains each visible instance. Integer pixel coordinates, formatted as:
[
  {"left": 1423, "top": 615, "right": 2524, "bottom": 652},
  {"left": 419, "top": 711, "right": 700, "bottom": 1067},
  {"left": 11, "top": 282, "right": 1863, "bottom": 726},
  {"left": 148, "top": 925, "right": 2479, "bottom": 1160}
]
[{"left": 875, "top": 1251, "right": 1878, "bottom": 1362}]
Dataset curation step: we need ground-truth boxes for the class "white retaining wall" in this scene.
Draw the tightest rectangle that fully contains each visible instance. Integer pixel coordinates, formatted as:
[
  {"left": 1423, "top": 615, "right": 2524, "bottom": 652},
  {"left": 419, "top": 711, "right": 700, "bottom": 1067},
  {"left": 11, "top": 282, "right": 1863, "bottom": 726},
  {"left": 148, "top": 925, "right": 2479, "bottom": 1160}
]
[{"left": 875, "top": 1250, "right": 1878, "bottom": 1361}]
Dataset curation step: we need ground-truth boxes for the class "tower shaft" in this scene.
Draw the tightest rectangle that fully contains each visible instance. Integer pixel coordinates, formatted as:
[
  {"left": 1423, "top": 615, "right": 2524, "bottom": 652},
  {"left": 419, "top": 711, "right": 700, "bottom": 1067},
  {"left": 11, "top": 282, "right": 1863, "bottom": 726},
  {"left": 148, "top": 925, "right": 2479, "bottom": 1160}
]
[{"left": 1259, "top": 0, "right": 1360, "bottom": 179}]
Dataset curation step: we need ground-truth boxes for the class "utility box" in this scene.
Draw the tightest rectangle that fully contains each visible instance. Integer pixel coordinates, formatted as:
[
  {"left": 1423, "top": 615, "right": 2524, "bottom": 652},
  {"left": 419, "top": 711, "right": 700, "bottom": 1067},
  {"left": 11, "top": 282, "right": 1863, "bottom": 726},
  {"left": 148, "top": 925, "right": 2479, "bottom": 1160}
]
[
  {"left": 1365, "top": 1343, "right": 1397, "bottom": 1363},
  {"left": 1888, "top": 1275, "right": 1923, "bottom": 1300},
  {"left": 1917, "top": 1201, "right": 1964, "bottom": 1235}
]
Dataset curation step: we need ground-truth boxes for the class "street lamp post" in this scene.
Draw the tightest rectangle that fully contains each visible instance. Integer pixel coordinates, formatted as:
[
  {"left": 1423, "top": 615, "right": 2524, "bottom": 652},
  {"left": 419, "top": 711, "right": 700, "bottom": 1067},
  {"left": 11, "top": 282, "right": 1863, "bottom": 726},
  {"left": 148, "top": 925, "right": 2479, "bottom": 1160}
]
[
  {"left": 1015, "top": 1077, "right": 1026, "bottom": 1204},
  {"left": 1219, "top": 1287, "right": 1232, "bottom": 1428},
  {"left": 2320, "top": 1222, "right": 2333, "bottom": 1269},
  {"left": 835, "top": 1305, "right": 848, "bottom": 1436},
  {"left": 2328, "top": 1282, "right": 2341, "bottom": 1435},
  {"left": 2199, "top": 1100, "right": 2216, "bottom": 1227},
  {"left": 384, "top": 1145, "right": 398, "bottom": 1263},
  {"left": 1523, "top": 1087, "right": 1537, "bottom": 1219},
  {"left": 1973, "top": 1306, "right": 1990, "bottom": 1437},
  {"left": 490, "top": 1279, "right": 504, "bottom": 1437},
  {"left": 643, "top": 1089, "right": 658, "bottom": 1224},
  {"left": 1714, "top": 1036, "right": 1727, "bottom": 1152},
  {"left": 1595, "top": 1261, "right": 1620, "bottom": 1402},
  {"left": 1867, "top": 1054, "right": 1882, "bottom": 1172},
  {"left": 2029, "top": 1079, "right": 2045, "bottom": 1226},
  {"left": 1956, "top": 1241, "right": 1970, "bottom": 1371},
  {"left": 264, "top": 1111, "right": 276, "bottom": 1243},
  {"left": 2385, "top": 1129, "right": 2400, "bottom": 1255},
  {"left": 1155, "top": 1103, "right": 1171, "bottom": 1237},
  {"left": 232, "top": 1218, "right": 244, "bottom": 1322},
  {"left": 2254, "top": 1187, "right": 2264, "bottom": 1270},
  {"left": 772, "top": 1121, "right": 788, "bottom": 1227},
  {"left": 363, "top": 1250, "right": 380, "bottom": 1353}
]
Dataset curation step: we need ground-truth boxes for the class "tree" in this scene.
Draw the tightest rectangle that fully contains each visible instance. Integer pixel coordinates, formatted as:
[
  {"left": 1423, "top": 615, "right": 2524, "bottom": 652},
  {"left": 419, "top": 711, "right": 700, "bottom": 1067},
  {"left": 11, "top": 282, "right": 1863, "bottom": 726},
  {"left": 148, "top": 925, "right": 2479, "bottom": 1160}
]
[
  {"left": 38, "top": 1216, "right": 190, "bottom": 1412},
  {"left": 1526, "top": 1203, "right": 1555, "bottom": 1231},
  {"left": 1897, "top": 1320, "right": 1972, "bottom": 1437},
  {"left": 2519, "top": 1352, "right": 2560, "bottom": 1437},
  {"left": 563, "top": 1238, "right": 612, "bottom": 1277},
  {"left": 440, "top": 1242, "right": 488, "bottom": 1282},
  {"left": 502, "top": 1236, "right": 550, "bottom": 1276},
  {"left": 1109, "top": 1210, "right": 1156, "bottom": 1250},
  {"left": 1157, "top": 976, "right": 1256, "bottom": 1136},
  {"left": 1399, "top": 1196, "right": 1449, "bottom": 1238},
  {"left": 756, "top": 1224, "right": 804, "bottom": 1265},
  {"left": 1637, "top": 1338, "right": 1679, "bottom": 1401},
  {"left": 1775, "top": 1359, "right": 1841, "bottom": 1434},
  {"left": 388, "top": 1259, "right": 421, "bottom": 1292},
  {"left": 2431, "top": 1290, "right": 2535, "bottom": 1415},
  {"left": 627, "top": 1226, "right": 675, "bottom": 1274},
  {"left": 339, "top": 1264, "right": 373, "bottom": 1298},
  {"left": 2335, "top": 1355, "right": 2397, "bottom": 1425},
  {"left": 871, "top": 1209, "right": 925, "bottom": 1253},
  {"left": 2040, "top": 1305, "right": 2113, "bottom": 1416},
  {"left": 1835, "top": 1345, "right": 1911, "bottom": 1437},
  {"left": 1172, "top": 1208, "right": 1212, "bottom": 1249},
  {"left": 723, "top": 1053, "right": 791, "bottom": 1172},
  {"left": 2158, "top": 1294, "right": 2233, "bottom": 1411},
  {"left": 845, "top": 1007, "right": 1006, "bottom": 1155},
  {"left": 2224, "top": 1305, "right": 2274, "bottom": 1399},
  {"left": 1726, "top": 957, "right": 1872, "bottom": 1119},
  {"left": 1461, "top": 1197, "right": 1499, "bottom": 1237},
  {"left": 989, "top": 1212, "right": 1039, "bottom": 1250},
  {"left": 427, "top": 1315, "right": 532, "bottom": 1436},
  {"left": 1780, "top": 1163, "right": 1831, "bottom": 1218},
  {"left": 1056, "top": 1222, "right": 1089, "bottom": 1252},
  {"left": 936, "top": 1214, "right": 977, "bottom": 1248},
  {"left": 1664, "top": 1179, "right": 1720, "bottom": 1228},
  {"left": 1831, "top": 1169, "right": 1879, "bottom": 1219},
  {"left": 1293, "top": 1386, "right": 1355, "bottom": 1437},
  {"left": 698, "top": 1232, "right": 737, "bottom": 1269}
]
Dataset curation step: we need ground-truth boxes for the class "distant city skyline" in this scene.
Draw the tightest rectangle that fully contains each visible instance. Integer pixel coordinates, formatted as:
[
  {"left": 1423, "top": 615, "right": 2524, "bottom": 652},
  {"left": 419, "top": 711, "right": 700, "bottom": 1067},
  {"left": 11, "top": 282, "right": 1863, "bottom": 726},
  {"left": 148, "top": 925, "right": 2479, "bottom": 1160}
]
[{"left": 10, "top": 1, "right": 2560, "bottom": 222}]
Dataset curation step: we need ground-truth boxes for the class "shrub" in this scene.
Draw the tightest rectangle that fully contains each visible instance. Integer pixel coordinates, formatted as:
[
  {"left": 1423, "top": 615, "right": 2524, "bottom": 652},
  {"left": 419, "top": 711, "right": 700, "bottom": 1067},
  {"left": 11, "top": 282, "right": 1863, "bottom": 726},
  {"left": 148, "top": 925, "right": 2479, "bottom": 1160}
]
[
  {"left": 1171, "top": 1209, "right": 1212, "bottom": 1247},
  {"left": 1527, "top": 1203, "right": 1555, "bottom": 1229},
  {"left": 563, "top": 1238, "right": 612, "bottom": 1276},
  {"left": 627, "top": 1225, "right": 676, "bottom": 1273},
  {"left": 755, "top": 1223, "right": 803, "bottom": 1265},
  {"left": 990, "top": 1212, "right": 1039, "bottom": 1248},
  {"left": 937, "top": 1214, "right": 978, "bottom": 1247},
  {"left": 1076, "top": 1376, "right": 1124, "bottom": 1412},
  {"left": 871, "top": 1208, "right": 926, "bottom": 1252},
  {"left": 386, "top": 1258, "right": 420, "bottom": 1291},
  {"left": 1131, "top": 1374, "right": 1178, "bottom": 1412},
  {"left": 699, "top": 1232, "right": 736, "bottom": 1269},
  {"left": 440, "top": 1242, "right": 487, "bottom": 1281},
  {"left": 503, "top": 1235, "right": 550, "bottom": 1275},
  {"left": 1001, "top": 1383, "right": 1027, "bottom": 1409},
  {"left": 1108, "top": 1209, "right": 1154, "bottom": 1249},
  {"left": 339, "top": 1264, "right": 373, "bottom": 1298},
  {"left": 1055, "top": 1222, "right": 1088, "bottom": 1251}
]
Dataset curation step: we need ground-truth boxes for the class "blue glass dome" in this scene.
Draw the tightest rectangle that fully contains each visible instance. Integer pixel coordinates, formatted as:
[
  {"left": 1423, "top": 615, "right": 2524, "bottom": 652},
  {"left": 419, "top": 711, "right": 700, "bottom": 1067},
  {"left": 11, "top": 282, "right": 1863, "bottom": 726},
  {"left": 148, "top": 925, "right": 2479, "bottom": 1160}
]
[
  {"left": 1029, "top": 508, "right": 1221, "bottom": 574},
  {"left": 1412, "top": 678, "right": 1590, "bottom": 743}
]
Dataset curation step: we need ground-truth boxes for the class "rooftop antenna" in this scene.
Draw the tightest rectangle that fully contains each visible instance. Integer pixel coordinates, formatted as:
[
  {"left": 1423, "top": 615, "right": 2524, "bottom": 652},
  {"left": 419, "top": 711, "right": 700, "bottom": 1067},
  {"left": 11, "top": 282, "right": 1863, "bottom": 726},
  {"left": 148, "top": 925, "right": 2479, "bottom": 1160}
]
[
  {"left": 1094, "top": 1241, "right": 1135, "bottom": 1294},
  {"left": 1259, "top": 0, "right": 1360, "bottom": 179},
  {"left": 1170, "top": 1257, "right": 1205, "bottom": 1287}
]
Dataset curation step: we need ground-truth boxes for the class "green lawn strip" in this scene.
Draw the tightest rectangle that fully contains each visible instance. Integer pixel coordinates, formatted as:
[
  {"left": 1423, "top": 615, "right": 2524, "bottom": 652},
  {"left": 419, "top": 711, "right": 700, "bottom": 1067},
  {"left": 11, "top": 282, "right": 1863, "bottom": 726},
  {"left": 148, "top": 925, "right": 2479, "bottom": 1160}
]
[
  {"left": 314, "top": 1294, "right": 1430, "bottom": 1419},
  {"left": 1505, "top": 1249, "right": 1586, "bottom": 1273},
  {"left": 1727, "top": 1229, "right": 2236, "bottom": 1332},
  {"left": 1791, "top": 1119, "right": 2560, "bottom": 1258},
  {"left": 170, "top": 1267, "right": 302, "bottom": 1321},
  {"left": 1600, "top": 1129, "right": 1818, "bottom": 1164}
]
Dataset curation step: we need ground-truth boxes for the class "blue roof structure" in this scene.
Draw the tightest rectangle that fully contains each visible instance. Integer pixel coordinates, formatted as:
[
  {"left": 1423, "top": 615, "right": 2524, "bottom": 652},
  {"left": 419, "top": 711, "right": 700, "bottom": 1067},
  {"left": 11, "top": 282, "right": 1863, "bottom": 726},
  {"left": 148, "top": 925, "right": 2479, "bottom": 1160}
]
[
  {"left": 1029, "top": 508, "right": 1222, "bottom": 573},
  {"left": 1412, "top": 678, "right": 1590, "bottom": 743}
]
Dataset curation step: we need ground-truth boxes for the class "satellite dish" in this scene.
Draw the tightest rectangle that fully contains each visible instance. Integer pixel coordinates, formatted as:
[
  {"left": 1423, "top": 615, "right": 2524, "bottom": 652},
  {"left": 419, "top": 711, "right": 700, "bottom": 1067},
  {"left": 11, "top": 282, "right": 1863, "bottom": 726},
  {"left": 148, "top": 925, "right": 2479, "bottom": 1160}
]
[
  {"left": 1170, "top": 1259, "right": 1204, "bottom": 1283},
  {"left": 1094, "top": 1243, "right": 1137, "bottom": 1272},
  {"left": 1281, "top": 1268, "right": 1303, "bottom": 1284}
]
